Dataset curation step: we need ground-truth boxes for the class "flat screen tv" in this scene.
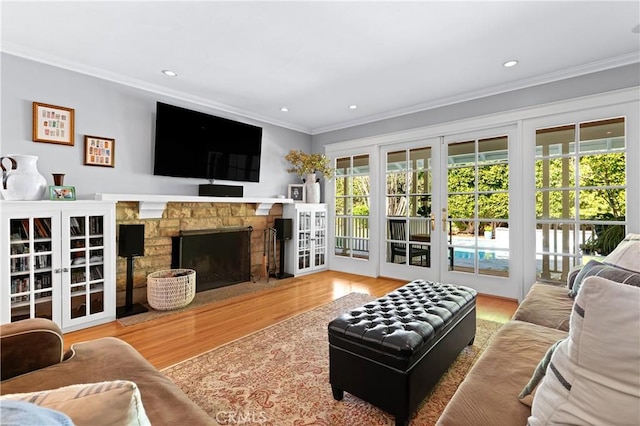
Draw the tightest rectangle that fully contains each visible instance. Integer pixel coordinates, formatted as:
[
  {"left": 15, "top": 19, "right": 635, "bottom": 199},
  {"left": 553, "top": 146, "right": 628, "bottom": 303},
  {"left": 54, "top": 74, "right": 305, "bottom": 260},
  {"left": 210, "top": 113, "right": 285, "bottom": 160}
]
[{"left": 153, "top": 102, "right": 262, "bottom": 182}]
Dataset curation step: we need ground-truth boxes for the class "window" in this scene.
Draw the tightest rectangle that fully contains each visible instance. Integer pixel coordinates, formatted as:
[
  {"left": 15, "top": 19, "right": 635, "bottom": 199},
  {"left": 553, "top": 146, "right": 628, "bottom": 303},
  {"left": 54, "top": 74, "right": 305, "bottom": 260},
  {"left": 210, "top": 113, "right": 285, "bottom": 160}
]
[
  {"left": 334, "top": 155, "right": 370, "bottom": 259},
  {"left": 535, "top": 117, "right": 626, "bottom": 283}
]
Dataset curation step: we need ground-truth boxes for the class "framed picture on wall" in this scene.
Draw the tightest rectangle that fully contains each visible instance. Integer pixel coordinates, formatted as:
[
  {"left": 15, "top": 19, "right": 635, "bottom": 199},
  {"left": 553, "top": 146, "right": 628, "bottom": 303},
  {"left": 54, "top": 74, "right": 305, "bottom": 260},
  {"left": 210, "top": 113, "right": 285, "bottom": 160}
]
[
  {"left": 84, "top": 135, "right": 115, "bottom": 167},
  {"left": 32, "top": 102, "right": 75, "bottom": 145},
  {"left": 288, "top": 184, "right": 305, "bottom": 203}
]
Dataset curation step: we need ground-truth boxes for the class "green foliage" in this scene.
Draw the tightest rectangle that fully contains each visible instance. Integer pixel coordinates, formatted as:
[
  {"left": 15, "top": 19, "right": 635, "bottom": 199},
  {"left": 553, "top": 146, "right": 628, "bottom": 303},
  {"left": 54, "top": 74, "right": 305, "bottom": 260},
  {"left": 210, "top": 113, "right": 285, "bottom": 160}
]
[
  {"left": 582, "top": 215, "right": 626, "bottom": 256},
  {"left": 578, "top": 153, "right": 625, "bottom": 218},
  {"left": 353, "top": 204, "right": 369, "bottom": 216},
  {"left": 446, "top": 164, "right": 509, "bottom": 232},
  {"left": 335, "top": 174, "right": 370, "bottom": 217},
  {"left": 535, "top": 153, "right": 625, "bottom": 219}
]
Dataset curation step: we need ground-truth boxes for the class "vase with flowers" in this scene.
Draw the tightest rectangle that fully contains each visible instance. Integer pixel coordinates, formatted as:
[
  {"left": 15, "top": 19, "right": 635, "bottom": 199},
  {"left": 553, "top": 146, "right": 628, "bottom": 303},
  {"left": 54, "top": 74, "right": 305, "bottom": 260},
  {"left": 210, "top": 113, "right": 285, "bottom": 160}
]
[{"left": 285, "top": 150, "right": 334, "bottom": 203}]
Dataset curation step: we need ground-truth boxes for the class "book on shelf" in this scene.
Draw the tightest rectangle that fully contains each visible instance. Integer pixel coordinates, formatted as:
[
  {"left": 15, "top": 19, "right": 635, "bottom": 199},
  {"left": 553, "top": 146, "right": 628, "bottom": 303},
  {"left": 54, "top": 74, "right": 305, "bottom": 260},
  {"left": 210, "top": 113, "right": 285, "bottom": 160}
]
[
  {"left": 34, "top": 218, "right": 50, "bottom": 239},
  {"left": 22, "top": 219, "right": 30, "bottom": 238},
  {"left": 69, "top": 217, "right": 83, "bottom": 236},
  {"left": 90, "top": 266, "right": 104, "bottom": 280},
  {"left": 10, "top": 257, "right": 29, "bottom": 273},
  {"left": 34, "top": 273, "right": 52, "bottom": 290},
  {"left": 11, "top": 277, "right": 30, "bottom": 295},
  {"left": 90, "top": 216, "right": 103, "bottom": 235}
]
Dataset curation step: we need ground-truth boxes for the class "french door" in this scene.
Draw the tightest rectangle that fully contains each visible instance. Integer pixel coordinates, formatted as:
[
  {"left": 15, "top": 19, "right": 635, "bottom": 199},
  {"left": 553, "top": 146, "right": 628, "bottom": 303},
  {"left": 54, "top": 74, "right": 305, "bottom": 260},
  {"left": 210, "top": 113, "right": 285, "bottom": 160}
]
[
  {"left": 439, "top": 126, "right": 521, "bottom": 298},
  {"left": 380, "top": 138, "right": 441, "bottom": 282},
  {"left": 379, "top": 126, "right": 521, "bottom": 299},
  {"left": 328, "top": 147, "right": 378, "bottom": 278}
]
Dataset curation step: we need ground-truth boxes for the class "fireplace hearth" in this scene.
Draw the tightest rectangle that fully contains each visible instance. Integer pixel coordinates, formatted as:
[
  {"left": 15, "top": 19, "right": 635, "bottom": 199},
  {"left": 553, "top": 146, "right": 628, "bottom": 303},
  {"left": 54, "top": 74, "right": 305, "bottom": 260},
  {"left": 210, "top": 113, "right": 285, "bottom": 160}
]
[{"left": 171, "top": 227, "right": 252, "bottom": 292}]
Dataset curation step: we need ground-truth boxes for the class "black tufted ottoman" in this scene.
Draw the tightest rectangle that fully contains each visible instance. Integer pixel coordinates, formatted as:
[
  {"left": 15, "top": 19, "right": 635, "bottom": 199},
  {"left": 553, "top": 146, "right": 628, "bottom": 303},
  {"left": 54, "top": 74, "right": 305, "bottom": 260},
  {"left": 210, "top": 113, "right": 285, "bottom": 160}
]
[{"left": 328, "top": 280, "right": 477, "bottom": 426}]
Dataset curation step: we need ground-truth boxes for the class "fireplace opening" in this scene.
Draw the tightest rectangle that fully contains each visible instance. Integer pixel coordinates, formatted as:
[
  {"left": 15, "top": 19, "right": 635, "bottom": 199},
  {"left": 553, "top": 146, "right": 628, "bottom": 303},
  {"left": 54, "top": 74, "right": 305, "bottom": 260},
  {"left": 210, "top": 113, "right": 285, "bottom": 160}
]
[{"left": 171, "top": 227, "right": 252, "bottom": 292}]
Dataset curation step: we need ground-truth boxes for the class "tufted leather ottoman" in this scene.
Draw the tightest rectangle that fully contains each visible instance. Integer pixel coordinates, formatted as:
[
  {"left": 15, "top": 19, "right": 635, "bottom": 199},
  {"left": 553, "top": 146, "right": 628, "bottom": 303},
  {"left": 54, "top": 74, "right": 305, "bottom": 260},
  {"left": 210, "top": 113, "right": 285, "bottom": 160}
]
[{"left": 328, "top": 280, "right": 477, "bottom": 426}]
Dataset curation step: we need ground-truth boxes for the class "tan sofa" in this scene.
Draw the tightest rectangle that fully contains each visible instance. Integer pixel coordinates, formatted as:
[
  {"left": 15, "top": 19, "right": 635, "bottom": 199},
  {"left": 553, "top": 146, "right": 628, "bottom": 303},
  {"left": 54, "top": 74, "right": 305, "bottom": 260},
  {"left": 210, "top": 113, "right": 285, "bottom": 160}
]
[
  {"left": 0, "top": 318, "right": 212, "bottom": 425},
  {"left": 437, "top": 233, "right": 640, "bottom": 425}
]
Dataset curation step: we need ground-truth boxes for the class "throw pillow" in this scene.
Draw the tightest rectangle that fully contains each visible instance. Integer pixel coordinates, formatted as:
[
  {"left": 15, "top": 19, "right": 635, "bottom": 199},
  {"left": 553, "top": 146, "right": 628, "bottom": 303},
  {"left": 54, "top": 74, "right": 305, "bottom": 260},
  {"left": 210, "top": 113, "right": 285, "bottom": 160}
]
[
  {"left": 566, "top": 264, "right": 583, "bottom": 290},
  {"left": 603, "top": 233, "right": 640, "bottom": 272},
  {"left": 1, "top": 380, "right": 151, "bottom": 426},
  {"left": 528, "top": 276, "right": 640, "bottom": 426},
  {"left": 568, "top": 259, "right": 640, "bottom": 298},
  {"left": 517, "top": 339, "right": 563, "bottom": 407}
]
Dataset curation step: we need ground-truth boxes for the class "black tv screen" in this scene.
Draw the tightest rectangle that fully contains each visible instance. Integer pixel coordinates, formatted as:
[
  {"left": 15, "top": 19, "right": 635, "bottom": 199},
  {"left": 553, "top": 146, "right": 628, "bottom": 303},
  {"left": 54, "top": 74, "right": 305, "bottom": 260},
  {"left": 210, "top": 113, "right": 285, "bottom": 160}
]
[{"left": 153, "top": 102, "right": 262, "bottom": 182}]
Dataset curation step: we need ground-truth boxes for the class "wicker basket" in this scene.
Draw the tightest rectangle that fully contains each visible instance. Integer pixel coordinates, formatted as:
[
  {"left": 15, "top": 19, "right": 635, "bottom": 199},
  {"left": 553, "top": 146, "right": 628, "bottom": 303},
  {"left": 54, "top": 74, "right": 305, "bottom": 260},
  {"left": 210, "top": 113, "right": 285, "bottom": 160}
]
[{"left": 147, "top": 269, "right": 196, "bottom": 311}]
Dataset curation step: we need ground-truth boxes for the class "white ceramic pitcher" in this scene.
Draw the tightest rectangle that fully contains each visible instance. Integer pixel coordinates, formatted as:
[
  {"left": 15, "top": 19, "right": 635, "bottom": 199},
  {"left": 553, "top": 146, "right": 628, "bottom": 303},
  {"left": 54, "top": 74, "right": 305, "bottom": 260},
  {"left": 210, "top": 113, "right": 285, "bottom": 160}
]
[{"left": 0, "top": 155, "right": 47, "bottom": 200}]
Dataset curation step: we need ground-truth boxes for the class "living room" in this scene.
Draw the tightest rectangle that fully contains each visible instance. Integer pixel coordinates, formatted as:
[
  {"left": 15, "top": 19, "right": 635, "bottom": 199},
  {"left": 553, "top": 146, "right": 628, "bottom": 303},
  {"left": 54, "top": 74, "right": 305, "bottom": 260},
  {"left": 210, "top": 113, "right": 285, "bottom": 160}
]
[{"left": 1, "top": 2, "right": 639, "bottom": 425}]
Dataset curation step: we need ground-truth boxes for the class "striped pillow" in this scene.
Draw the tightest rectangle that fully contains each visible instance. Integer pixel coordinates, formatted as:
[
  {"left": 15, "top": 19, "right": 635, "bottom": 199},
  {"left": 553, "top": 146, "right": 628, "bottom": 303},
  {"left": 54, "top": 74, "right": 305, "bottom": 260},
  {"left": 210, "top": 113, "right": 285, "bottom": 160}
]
[
  {"left": 528, "top": 276, "right": 640, "bottom": 425},
  {"left": 568, "top": 259, "right": 640, "bottom": 298}
]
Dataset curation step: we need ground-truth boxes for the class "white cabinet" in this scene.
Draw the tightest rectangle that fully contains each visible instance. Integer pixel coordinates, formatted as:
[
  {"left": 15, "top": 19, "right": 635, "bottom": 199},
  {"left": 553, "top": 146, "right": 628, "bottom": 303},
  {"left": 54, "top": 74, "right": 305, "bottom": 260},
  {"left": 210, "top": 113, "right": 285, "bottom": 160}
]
[
  {"left": 1, "top": 201, "right": 115, "bottom": 332},
  {"left": 283, "top": 203, "right": 328, "bottom": 276}
]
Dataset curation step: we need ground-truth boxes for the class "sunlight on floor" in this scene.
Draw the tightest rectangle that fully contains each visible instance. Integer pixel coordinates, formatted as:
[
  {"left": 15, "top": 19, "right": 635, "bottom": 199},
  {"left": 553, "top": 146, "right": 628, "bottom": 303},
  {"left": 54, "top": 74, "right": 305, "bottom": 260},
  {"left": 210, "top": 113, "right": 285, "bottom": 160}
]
[{"left": 331, "top": 279, "right": 371, "bottom": 300}]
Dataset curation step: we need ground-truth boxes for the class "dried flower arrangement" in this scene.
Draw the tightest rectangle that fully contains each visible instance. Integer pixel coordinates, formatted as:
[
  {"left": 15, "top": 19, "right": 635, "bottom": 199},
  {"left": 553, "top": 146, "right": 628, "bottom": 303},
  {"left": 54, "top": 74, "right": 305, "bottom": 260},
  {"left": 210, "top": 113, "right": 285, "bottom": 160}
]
[{"left": 285, "top": 150, "right": 334, "bottom": 179}]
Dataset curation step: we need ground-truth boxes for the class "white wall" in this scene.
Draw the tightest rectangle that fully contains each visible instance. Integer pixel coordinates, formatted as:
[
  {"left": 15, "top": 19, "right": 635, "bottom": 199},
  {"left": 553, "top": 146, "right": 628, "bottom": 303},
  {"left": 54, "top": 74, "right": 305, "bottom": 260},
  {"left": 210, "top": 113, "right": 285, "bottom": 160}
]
[
  {"left": 1, "top": 53, "right": 312, "bottom": 200},
  {"left": 312, "top": 63, "right": 640, "bottom": 149}
]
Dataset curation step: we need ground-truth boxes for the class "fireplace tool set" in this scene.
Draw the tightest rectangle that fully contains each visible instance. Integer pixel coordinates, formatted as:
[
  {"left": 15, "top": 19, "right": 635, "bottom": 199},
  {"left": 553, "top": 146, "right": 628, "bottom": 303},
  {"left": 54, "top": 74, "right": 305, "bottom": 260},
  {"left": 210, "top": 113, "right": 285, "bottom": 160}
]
[{"left": 262, "top": 227, "right": 277, "bottom": 282}]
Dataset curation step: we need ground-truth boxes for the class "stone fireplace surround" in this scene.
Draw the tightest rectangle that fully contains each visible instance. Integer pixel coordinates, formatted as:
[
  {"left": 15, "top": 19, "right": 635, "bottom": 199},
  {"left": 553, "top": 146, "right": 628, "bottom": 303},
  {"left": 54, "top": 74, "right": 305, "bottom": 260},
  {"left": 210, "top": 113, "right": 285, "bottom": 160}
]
[{"left": 114, "top": 201, "right": 285, "bottom": 307}]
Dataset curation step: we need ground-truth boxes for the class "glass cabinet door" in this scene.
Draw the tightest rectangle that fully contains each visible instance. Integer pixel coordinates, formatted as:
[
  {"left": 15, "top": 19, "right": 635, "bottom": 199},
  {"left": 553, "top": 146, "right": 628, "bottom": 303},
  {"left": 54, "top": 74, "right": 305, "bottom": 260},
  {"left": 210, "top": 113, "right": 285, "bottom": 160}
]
[
  {"left": 297, "top": 211, "right": 312, "bottom": 271},
  {"left": 9, "top": 217, "right": 54, "bottom": 322},
  {"left": 313, "top": 210, "right": 326, "bottom": 268},
  {"left": 67, "top": 215, "right": 105, "bottom": 321},
  {"left": 293, "top": 206, "right": 328, "bottom": 274}
]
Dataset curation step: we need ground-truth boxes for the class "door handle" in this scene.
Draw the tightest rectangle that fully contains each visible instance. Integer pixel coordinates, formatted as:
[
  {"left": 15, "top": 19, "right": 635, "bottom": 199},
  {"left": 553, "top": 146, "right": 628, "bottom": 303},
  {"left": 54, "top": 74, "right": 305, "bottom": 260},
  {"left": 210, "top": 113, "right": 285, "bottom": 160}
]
[
  {"left": 430, "top": 213, "right": 435, "bottom": 231},
  {"left": 442, "top": 208, "right": 447, "bottom": 232}
]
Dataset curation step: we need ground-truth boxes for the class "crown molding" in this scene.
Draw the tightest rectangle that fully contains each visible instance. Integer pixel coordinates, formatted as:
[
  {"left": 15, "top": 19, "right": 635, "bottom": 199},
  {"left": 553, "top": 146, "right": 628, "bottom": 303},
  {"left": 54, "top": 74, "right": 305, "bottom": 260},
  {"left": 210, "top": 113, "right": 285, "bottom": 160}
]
[
  {"left": 310, "top": 52, "right": 640, "bottom": 135},
  {"left": 3, "top": 43, "right": 637, "bottom": 137},
  {"left": 1, "top": 43, "right": 312, "bottom": 134}
]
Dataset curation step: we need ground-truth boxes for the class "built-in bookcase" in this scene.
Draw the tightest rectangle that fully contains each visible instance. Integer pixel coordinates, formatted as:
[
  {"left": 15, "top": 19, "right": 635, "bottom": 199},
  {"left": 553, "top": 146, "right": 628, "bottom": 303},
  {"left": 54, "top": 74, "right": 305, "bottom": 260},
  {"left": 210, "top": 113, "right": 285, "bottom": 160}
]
[{"left": 1, "top": 201, "right": 116, "bottom": 332}]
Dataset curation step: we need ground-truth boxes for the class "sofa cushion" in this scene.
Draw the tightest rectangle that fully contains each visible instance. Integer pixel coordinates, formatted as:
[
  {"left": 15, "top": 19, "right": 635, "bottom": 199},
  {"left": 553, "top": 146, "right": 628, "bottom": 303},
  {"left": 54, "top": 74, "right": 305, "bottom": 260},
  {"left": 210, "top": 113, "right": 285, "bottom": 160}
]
[
  {"left": 436, "top": 320, "right": 568, "bottom": 426},
  {"left": 0, "top": 337, "right": 212, "bottom": 425},
  {"left": 603, "top": 233, "right": 640, "bottom": 272},
  {"left": 528, "top": 276, "right": 640, "bottom": 425},
  {"left": 569, "top": 259, "right": 640, "bottom": 298},
  {"left": 1, "top": 380, "right": 150, "bottom": 426},
  {"left": 511, "top": 283, "right": 573, "bottom": 331}
]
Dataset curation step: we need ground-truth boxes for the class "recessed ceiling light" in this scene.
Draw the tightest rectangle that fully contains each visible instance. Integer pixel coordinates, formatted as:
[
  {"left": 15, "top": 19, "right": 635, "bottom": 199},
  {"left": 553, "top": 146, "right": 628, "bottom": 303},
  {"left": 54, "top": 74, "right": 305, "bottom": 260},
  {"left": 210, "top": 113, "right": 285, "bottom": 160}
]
[
  {"left": 161, "top": 69, "right": 178, "bottom": 77},
  {"left": 503, "top": 60, "right": 519, "bottom": 68},
  {"left": 349, "top": 105, "right": 358, "bottom": 110},
  {"left": 280, "top": 107, "right": 289, "bottom": 112}
]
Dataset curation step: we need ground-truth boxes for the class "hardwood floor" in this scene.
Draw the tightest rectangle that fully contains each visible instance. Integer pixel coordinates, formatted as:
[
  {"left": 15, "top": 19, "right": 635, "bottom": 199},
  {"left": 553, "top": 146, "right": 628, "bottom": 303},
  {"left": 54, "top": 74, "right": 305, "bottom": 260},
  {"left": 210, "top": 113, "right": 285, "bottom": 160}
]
[{"left": 64, "top": 271, "right": 518, "bottom": 370}]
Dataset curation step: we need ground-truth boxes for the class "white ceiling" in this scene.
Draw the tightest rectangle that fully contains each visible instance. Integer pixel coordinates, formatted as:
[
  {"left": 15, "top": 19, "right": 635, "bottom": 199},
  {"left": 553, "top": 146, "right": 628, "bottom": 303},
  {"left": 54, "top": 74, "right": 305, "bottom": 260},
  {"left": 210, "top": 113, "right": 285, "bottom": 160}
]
[{"left": 1, "top": 1, "right": 639, "bottom": 135}]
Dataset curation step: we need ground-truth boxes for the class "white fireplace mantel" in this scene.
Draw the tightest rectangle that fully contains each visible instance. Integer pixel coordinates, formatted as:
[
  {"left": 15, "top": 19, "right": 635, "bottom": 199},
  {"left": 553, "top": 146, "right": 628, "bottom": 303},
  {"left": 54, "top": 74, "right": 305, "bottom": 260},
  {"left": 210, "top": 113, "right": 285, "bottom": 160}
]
[{"left": 94, "top": 193, "right": 293, "bottom": 219}]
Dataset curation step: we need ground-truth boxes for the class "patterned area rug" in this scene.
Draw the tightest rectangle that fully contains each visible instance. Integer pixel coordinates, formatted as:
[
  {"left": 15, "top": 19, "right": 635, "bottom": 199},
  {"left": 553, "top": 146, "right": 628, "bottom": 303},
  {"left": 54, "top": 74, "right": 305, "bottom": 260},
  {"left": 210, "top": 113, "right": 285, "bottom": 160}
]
[{"left": 163, "top": 293, "right": 503, "bottom": 425}]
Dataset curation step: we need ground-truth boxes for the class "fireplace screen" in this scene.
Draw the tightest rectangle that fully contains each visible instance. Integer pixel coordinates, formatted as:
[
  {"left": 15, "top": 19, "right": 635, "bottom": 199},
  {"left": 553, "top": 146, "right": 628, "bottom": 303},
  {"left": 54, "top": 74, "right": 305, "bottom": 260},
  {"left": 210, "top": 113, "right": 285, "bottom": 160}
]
[{"left": 172, "top": 227, "right": 252, "bottom": 292}]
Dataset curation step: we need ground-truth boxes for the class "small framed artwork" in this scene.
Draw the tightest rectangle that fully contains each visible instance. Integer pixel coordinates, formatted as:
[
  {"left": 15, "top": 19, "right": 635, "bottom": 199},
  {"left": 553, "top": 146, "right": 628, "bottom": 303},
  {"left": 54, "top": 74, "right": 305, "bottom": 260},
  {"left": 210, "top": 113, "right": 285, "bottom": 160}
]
[
  {"left": 49, "top": 186, "right": 76, "bottom": 201},
  {"left": 288, "top": 184, "right": 305, "bottom": 203},
  {"left": 84, "top": 135, "right": 115, "bottom": 167},
  {"left": 33, "top": 102, "right": 75, "bottom": 146}
]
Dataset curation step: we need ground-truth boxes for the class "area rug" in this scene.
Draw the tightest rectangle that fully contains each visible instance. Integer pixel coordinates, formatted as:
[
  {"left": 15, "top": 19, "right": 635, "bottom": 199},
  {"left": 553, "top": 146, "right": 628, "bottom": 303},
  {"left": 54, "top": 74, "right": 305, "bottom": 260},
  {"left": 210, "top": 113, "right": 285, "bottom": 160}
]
[
  {"left": 118, "top": 277, "right": 294, "bottom": 327},
  {"left": 163, "top": 293, "right": 503, "bottom": 425}
]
